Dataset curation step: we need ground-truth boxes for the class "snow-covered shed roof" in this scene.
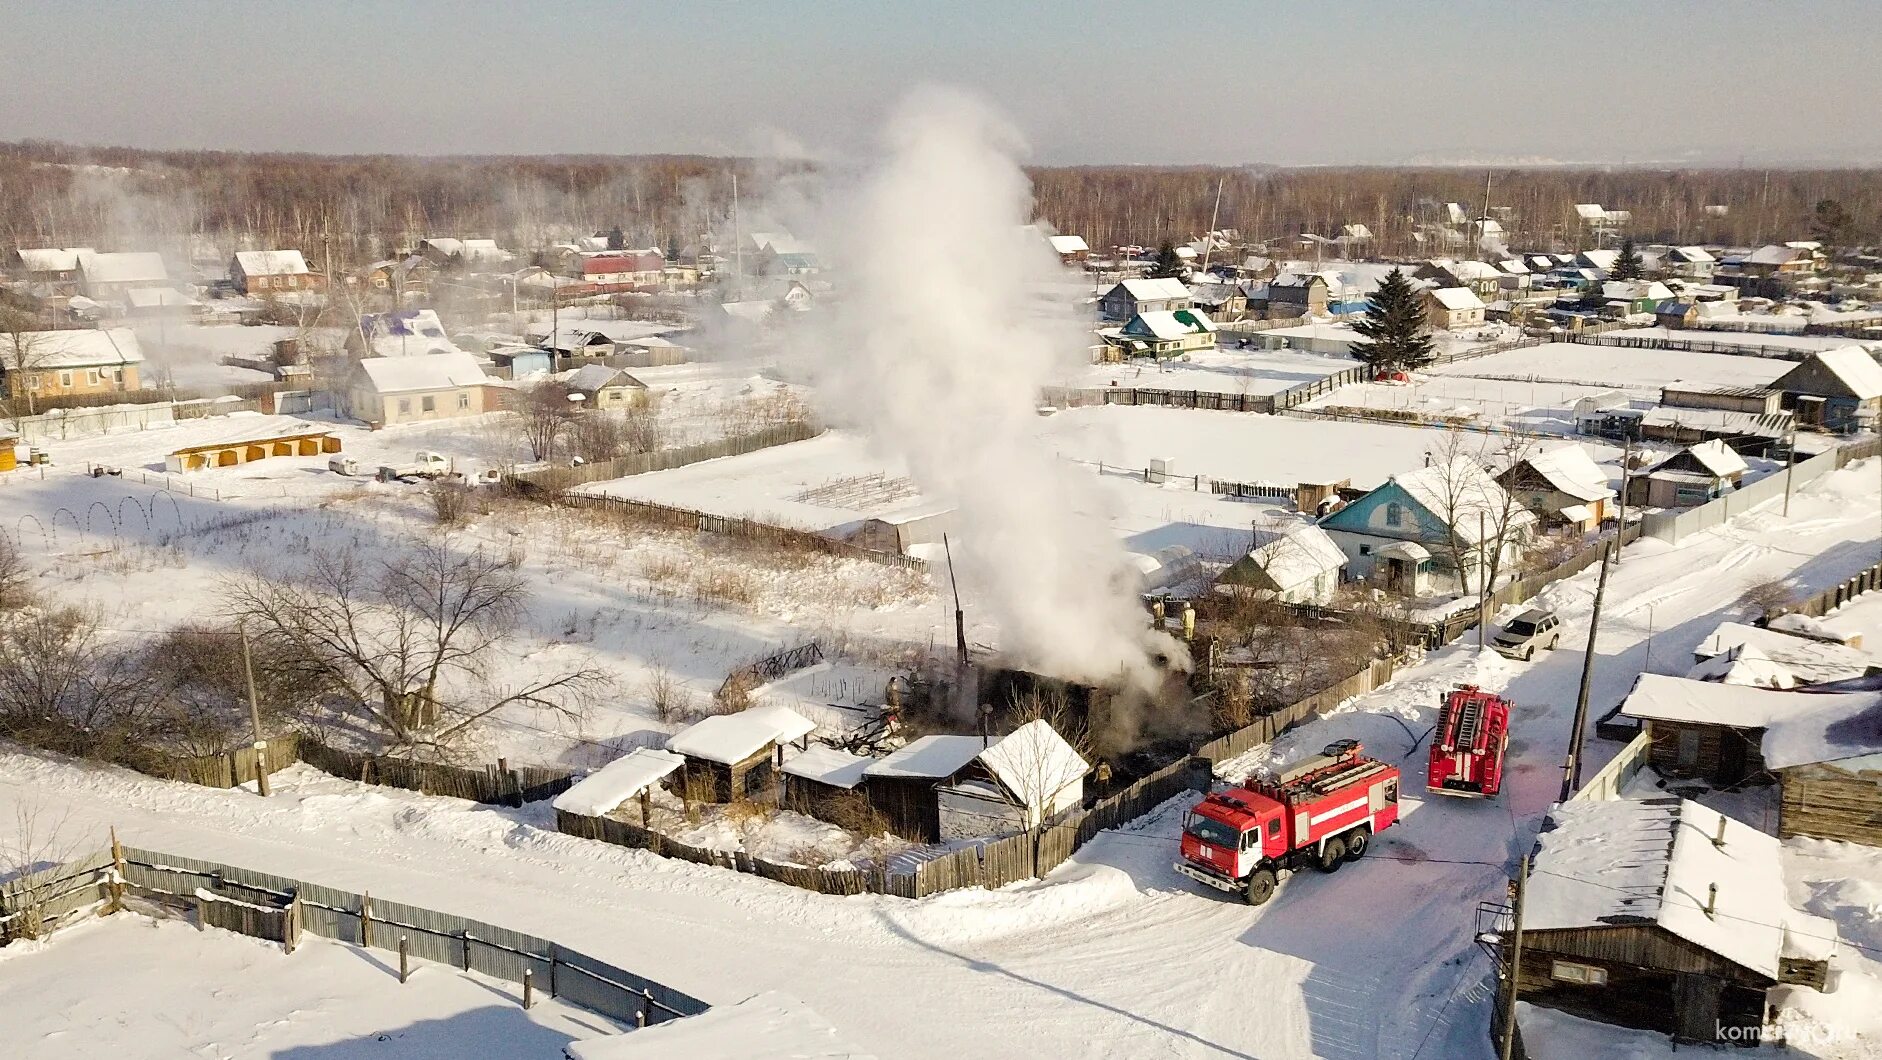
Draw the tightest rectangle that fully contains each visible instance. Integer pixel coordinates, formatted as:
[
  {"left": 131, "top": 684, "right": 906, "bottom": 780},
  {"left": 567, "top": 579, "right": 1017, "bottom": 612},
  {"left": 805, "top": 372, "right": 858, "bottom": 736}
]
[
  {"left": 15, "top": 247, "right": 94, "bottom": 272},
  {"left": 565, "top": 990, "right": 874, "bottom": 1060},
  {"left": 1778, "top": 346, "right": 1882, "bottom": 401},
  {"left": 1525, "top": 798, "right": 1834, "bottom": 980},
  {"left": 1243, "top": 525, "right": 1348, "bottom": 593},
  {"left": 0, "top": 327, "right": 144, "bottom": 369},
  {"left": 356, "top": 352, "right": 491, "bottom": 395},
  {"left": 1047, "top": 234, "right": 1089, "bottom": 255},
  {"left": 1670, "top": 245, "right": 1717, "bottom": 264},
  {"left": 1427, "top": 287, "right": 1486, "bottom": 312},
  {"left": 1576, "top": 249, "right": 1619, "bottom": 271},
  {"left": 1642, "top": 406, "right": 1790, "bottom": 440},
  {"left": 1761, "top": 691, "right": 1882, "bottom": 771},
  {"left": 80, "top": 251, "right": 167, "bottom": 285},
  {"left": 552, "top": 748, "right": 686, "bottom": 817},
  {"left": 1115, "top": 277, "right": 1192, "bottom": 301},
  {"left": 667, "top": 706, "right": 814, "bottom": 766},
  {"left": 1123, "top": 309, "right": 1216, "bottom": 340},
  {"left": 781, "top": 745, "right": 872, "bottom": 789},
  {"left": 1684, "top": 439, "right": 1750, "bottom": 479},
  {"left": 1496, "top": 258, "right": 1530, "bottom": 275},
  {"left": 978, "top": 720, "right": 1089, "bottom": 810},
  {"left": 1686, "top": 644, "right": 1799, "bottom": 689},
  {"left": 1695, "top": 622, "right": 1876, "bottom": 686},
  {"left": 234, "top": 250, "right": 309, "bottom": 276},
  {"left": 563, "top": 363, "right": 647, "bottom": 394},
  {"left": 1749, "top": 244, "right": 1810, "bottom": 266},
  {"left": 1619, "top": 672, "right": 1810, "bottom": 728},
  {"left": 864, "top": 735, "right": 985, "bottom": 780},
  {"left": 1518, "top": 445, "right": 1614, "bottom": 503}
]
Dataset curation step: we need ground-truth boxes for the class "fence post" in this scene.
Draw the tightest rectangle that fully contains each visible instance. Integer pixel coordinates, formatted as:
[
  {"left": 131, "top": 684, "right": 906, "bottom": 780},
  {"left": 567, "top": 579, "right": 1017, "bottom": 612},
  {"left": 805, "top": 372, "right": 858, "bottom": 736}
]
[
  {"left": 522, "top": 968, "right": 534, "bottom": 1009},
  {"left": 284, "top": 893, "right": 301, "bottom": 954},
  {"left": 399, "top": 935, "right": 409, "bottom": 983},
  {"left": 107, "top": 827, "right": 127, "bottom": 915},
  {"left": 360, "top": 891, "right": 372, "bottom": 948},
  {"left": 639, "top": 988, "right": 654, "bottom": 1027}
]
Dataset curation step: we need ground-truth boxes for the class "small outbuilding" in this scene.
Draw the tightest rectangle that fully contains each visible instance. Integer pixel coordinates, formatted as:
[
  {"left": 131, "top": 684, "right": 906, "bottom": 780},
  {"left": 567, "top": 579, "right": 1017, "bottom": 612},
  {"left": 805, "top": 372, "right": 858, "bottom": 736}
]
[
  {"left": 1628, "top": 440, "right": 1747, "bottom": 508},
  {"left": 1762, "top": 690, "right": 1882, "bottom": 847},
  {"left": 552, "top": 747, "right": 686, "bottom": 827},
  {"left": 778, "top": 744, "right": 872, "bottom": 816},
  {"left": 164, "top": 421, "right": 342, "bottom": 472},
  {"left": 1618, "top": 673, "right": 1812, "bottom": 786},
  {"left": 1771, "top": 346, "right": 1882, "bottom": 433},
  {"left": 666, "top": 705, "right": 816, "bottom": 804},
  {"left": 861, "top": 735, "right": 986, "bottom": 842},
  {"left": 1219, "top": 524, "right": 1348, "bottom": 604}
]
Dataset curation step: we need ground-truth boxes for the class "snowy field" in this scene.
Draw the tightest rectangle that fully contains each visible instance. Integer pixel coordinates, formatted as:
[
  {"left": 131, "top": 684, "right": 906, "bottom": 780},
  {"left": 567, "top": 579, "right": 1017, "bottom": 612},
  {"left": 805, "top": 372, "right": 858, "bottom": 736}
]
[
  {"left": 1427, "top": 341, "right": 1792, "bottom": 392},
  {"left": 0, "top": 913, "right": 622, "bottom": 1059},
  {"left": 1302, "top": 373, "right": 1640, "bottom": 434},
  {"left": 2, "top": 458, "right": 1875, "bottom": 1060},
  {"left": 1063, "top": 344, "right": 1356, "bottom": 395},
  {"left": 1609, "top": 327, "right": 1865, "bottom": 353}
]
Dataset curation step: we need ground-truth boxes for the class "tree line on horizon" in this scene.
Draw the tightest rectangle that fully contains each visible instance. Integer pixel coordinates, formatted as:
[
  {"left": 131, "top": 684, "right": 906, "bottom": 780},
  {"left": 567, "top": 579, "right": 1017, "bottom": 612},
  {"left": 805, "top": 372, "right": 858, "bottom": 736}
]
[{"left": 0, "top": 140, "right": 1877, "bottom": 268}]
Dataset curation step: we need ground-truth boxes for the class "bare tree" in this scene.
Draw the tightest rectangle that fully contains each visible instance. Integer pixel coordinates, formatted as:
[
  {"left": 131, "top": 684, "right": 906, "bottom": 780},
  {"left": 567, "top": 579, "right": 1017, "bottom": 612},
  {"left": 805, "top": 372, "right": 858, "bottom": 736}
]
[
  {"left": 1418, "top": 430, "right": 1537, "bottom": 599},
  {"left": 221, "top": 539, "right": 605, "bottom": 753},
  {"left": 0, "top": 309, "right": 53, "bottom": 417},
  {"left": 0, "top": 606, "right": 173, "bottom": 769},
  {"left": 999, "top": 688, "right": 1094, "bottom": 828},
  {"left": 518, "top": 380, "right": 579, "bottom": 462},
  {"left": 0, "top": 534, "right": 29, "bottom": 612}
]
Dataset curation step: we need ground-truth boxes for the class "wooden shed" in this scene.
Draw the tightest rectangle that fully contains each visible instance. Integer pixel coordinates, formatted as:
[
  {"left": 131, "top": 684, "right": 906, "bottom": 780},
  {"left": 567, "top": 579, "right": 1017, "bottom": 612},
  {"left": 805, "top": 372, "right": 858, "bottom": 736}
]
[
  {"left": 1763, "top": 689, "right": 1882, "bottom": 847},
  {"left": 1618, "top": 673, "right": 1806, "bottom": 786},
  {"left": 666, "top": 705, "right": 815, "bottom": 804},
  {"left": 166, "top": 425, "right": 341, "bottom": 473},
  {"left": 1512, "top": 798, "right": 1835, "bottom": 1045},
  {"left": 778, "top": 744, "right": 872, "bottom": 817},
  {"left": 861, "top": 735, "right": 985, "bottom": 842}
]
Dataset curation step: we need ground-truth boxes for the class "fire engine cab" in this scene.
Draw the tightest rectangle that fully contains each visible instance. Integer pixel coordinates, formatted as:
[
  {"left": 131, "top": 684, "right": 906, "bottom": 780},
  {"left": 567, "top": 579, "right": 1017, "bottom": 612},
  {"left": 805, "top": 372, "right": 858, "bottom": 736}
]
[
  {"left": 1426, "top": 685, "right": 1512, "bottom": 798},
  {"left": 1175, "top": 740, "right": 1400, "bottom": 905}
]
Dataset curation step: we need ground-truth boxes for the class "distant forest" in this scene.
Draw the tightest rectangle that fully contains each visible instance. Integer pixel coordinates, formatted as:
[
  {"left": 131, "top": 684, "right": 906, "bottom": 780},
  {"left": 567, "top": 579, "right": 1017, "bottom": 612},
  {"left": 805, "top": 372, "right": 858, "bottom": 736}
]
[{"left": 2, "top": 140, "right": 1878, "bottom": 267}]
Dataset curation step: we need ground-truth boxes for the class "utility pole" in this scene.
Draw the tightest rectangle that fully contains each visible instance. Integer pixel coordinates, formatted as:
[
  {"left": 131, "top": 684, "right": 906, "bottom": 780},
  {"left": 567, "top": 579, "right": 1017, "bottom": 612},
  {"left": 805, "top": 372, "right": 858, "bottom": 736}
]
[
  {"left": 942, "top": 533, "right": 967, "bottom": 670},
  {"left": 1782, "top": 420, "right": 1799, "bottom": 517},
  {"left": 1499, "top": 854, "right": 1530, "bottom": 1060},
  {"left": 1477, "top": 510, "right": 1488, "bottom": 650},
  {"left": 1200, "top": 176, "right": 1224, "bottom": 277},
  {"left": 241, "top": 626, "right": 271, "bottom": 797},
  {"left": 1559, "top": 542, "right": 1614, "bottom": 801},
  {"left": 1613, "top": 434, "right": 1632, "bottom": 566}
]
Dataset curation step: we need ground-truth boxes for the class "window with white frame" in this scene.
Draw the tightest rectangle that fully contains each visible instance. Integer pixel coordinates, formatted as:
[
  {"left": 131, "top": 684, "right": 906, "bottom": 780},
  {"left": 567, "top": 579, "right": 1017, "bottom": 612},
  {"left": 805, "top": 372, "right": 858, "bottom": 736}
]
[
  {"left": 1550, "top": 960, "right": 1607, "bottom": 986},
  {"left": 58, "top": 370, "right": 73, "bottom": 387}
]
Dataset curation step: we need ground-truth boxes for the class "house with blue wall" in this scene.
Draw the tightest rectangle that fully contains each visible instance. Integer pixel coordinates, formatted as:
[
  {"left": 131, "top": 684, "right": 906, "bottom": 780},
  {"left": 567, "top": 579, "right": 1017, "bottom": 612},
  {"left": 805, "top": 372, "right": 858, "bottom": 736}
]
[{"left": 1319, "top": 459, "right": 1537, "bottom": 598}]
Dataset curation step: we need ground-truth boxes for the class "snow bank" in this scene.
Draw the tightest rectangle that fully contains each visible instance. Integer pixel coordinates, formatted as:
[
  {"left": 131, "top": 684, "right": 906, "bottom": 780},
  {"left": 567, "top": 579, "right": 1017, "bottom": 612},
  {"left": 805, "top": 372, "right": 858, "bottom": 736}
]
[{"left": 566, "top": 990, "right": 874, "bottom": 1059}]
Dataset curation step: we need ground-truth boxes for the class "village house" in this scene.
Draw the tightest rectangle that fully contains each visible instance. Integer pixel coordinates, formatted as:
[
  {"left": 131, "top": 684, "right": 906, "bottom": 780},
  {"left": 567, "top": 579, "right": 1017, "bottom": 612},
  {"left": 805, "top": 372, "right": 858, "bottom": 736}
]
[
  {"left": 1660, "top": 246, "right": 1718, "bottom": 281},
  {"left": 573, "top": 250, "right": 666, "bottom": 291},
  {"left": 1762, "top": 690, "right": 1882, "bottom": 847},
  {"left": 7, "top": 247, "right": 94, "bottom": 297},
  {"left": 1046, "top": 233, "right": 1090, "bottom": 264},
  {"left": 1263, "top": 271, "right": 1341, "bottom": 320},
  {"left": 1098, "top": 277, "right": 1192, "bottom": 322},
  {"left": 1415, "top": 259, "right": 1503, "bottom": 301},
  {"left": 1770, "top": 346, "right": 1882, "bottom": 433},
  {"left": 1102, "top": 308, "right": 1217, "bottom": 360},
  {"left": 1617, "top": 672, "right": 1836, "bottom": 786},
  {"left": 349, "top": 308, "right": 461, "bottom": 359},
  {"left": 1598, "top": 279, "right": 1676, "bottom": 316},
  {"left": 1575, "top": 248, "right": 1620, "bottom": 274},
  {"left": 417, "top": 237, "right": 505, "bottom": 267},
  {"left": 1219, "top": 524, "right": 1348, "bottom": 605},
  {"left": 78, "top": 251, "right": 168, "bottom": 302},
  {"left": 1626, "top": 440, "right": 1748, "bottom": 508},
  {"left": 1740, "top": 242, "right": 1823, "bottom": 278},
  {"left": 1512, "top": 797, "right": 1835, "bottom": 1045},
  {"left": 560, "top": 363, "right": 648, "bottom": 408},
  {"left": 666, "top": 704, "right": 817, "bottom": 804},
  {"left": 1318, "top": 459, "right": 1537, "bottom": 597},
  {"left": 0, "top": 327, "right": 144, "bottom": 403},
  {"left": 1495, "top": 445, "right": 1615, "bottom": 533},
  {"left": 935, "top": 721, "right": 1089, "bottom": 840},
  {"left": 230, "top": 250, "right": 319, "bottom": 295},
  {"left": 1422, "top": 286, "right": 1487, "bottom": 330},
  {"left": 1184, "top": 281, "right": 1249, "bottom": 322},
  {"left": 345, "top": 351, "right": 496, "bottom": 427}
]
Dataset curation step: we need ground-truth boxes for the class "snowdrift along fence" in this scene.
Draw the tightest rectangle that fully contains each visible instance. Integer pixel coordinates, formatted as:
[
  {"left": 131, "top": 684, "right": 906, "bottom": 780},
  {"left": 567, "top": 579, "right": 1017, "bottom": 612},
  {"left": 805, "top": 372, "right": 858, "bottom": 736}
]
[
  {"left": 0, "top": 848, "right": 113, "bottom": 942},
  {"left": 556, "top": 756, "right": 1212, "bottom": 900},
  {"left": 502, "top": 421, "right": 819, "bottom": 493},
  {"left": 1778, "top": 560, "right": 1882, "bottom": 620},
  {"left": 116, "top": 845, "right": 707, "bottom": 1026},
  {"left": 1637, "top": 435, "right": 1878, "bottom": 546}
]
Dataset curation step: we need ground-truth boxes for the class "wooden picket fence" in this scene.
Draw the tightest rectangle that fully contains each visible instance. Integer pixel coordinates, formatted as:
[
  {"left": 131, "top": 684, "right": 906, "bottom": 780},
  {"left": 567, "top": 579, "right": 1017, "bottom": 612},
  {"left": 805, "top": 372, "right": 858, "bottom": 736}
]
[
  {"left": 1777, "top": 560, "right": 1882, "bottom": 620},
  {"left": 0, "top": 849, "right": 115, "bottom": 943},
  {"left": 502, "top": 422, "right": 819, "bottom": 493},
  {"left": 1196, "top": 657, "right": 1399, "bottom": 766},
  {"left": 295, "top": 738, "right": 575, "bottom": 805}
]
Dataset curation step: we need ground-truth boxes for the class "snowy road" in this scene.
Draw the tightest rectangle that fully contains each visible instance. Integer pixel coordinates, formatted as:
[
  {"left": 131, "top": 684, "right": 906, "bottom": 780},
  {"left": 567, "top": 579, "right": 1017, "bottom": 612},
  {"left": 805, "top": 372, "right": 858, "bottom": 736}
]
[{"left": 0, "top": 459, "right": 1876, "bottom": 1059}]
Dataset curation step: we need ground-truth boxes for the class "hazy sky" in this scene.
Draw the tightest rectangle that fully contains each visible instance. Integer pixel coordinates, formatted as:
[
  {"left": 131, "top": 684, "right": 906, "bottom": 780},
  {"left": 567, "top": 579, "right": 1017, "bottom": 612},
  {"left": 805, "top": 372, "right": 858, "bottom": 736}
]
[{"left": 5, "top": 0, "right": 1882, "bottom": 165}]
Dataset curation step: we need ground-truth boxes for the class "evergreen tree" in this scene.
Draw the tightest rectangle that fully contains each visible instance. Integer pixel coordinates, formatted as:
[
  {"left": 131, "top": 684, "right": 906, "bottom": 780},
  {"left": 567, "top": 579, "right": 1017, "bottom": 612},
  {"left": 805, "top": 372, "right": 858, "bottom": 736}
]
[
  {"left": 1811, "top": 198, "right": 1853, "bottom": 252},
  {"left": 1149, "top": 239, "right": 1184, "bottom": 279},
  {"left": 606, "top": 226, "right": 626, "bottom": 251},
  {"left": 1350, "top": 267, "right": 1434, "bottom": 374},
  {"left": 666, "top": 234, "right": 682, "bottom": 261},
  {"left": 1612, "top": 237, "right": 1643, "bottom": 281}
]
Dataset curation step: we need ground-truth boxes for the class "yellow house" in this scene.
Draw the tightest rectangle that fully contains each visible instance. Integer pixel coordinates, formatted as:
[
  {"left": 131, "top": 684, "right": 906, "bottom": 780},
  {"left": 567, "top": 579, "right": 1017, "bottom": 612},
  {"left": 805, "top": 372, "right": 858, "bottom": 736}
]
[
  {"left": 0, "top": 327, "right": 144, "bottom": 403},
  {"left": 347, "top": 352, "right": 496, "bottom": 427}
]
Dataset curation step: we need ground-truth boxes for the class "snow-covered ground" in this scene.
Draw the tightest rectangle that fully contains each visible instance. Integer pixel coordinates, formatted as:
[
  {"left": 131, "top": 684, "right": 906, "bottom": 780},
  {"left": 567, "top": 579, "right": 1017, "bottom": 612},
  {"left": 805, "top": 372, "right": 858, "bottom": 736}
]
[
  {"left": 0, "top": 910, "right": 621, "bottom": 1059},
  {"left": 1062, "top": 344, "right": 1356, "bottom": 395},
  {"left": 1609, "top": 327, "right": 1865, "bottom": 353},
  {"left": 2, "top": 457, "right": 1874, "bottom": 1060},
  {"left": 1428, "top": 341, "right": 1792, "bottom": 392}
]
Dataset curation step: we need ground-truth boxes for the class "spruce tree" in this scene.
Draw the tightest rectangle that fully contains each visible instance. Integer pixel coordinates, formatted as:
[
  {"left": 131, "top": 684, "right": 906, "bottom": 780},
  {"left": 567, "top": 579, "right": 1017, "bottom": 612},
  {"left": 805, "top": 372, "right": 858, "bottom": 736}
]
[
  {"left": 1149, "top": 240, "right": 1184, "bottom": 279},
  {"left": 1811, "top": 199, "right": 1852, "bottom": 252},
  {"left": 1612, "top": 237, "right": 1643, "bottom": 281},
  {"left": 1350, "top": 267, "right": 1434, "bottom": 375}
]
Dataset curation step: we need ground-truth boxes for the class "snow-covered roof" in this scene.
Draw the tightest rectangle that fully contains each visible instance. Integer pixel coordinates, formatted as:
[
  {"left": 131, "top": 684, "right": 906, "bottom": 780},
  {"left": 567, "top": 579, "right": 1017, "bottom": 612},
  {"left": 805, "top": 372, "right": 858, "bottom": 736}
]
[
  {"left": 552, "top": 748, "right": 686, "bottom": 817},
  {"left": 1686, "top": 644, "right": 1799, "bottom": 689},
  {"left": 1749, "top": 244, "right": 1810, "bottom": 266},
  {"left": 780, "top": 745, "right": 871, "bottom": 789},
  {"left": 0, "top": 327, "right": 144, "bottom": 369},
  {"left": 234, "top": 250, "right": 309, "bottom": 276},
  {"left": 1642, "top": 406, "right": 1790, "bottom": 440},
  {"left": 1519, "top": 445, "right": 1614, "bottom": 503},
  {"left": 1573, "top": 204, "right": 1607, "bottom": 221},
  {"left": 1427, "top": 287, "right": 1486, "bottom": 312},
  {"left": 356, "top": 352, "right": 491, "bottom": 394},
  {"left": 1619, "top": 672, "right": 1810, "bottom": 728},
  {"left": 720, "top": 300, "right": 776, "bottom": 323},
  {"left": 864, "top": 735, "right": 985, "bottom": 780},
  {"left": 1496, "top": 258, "right": 1530, "bottom": 274},
  {"left": 1114, "top": 277, "right": 1191, "bottom": 301},
  {"left": 1783, "top": 346, "right": 1882, "bottom": 401},
  {"left": 80, "top": 251, "right": 167, "bottom": 285},
  {"left": 1577, "top": 249, "right": 1619, "bottom": 271},
  {"left": 1245, "top": 525, "right": 1348, "bottom": 593},
  {"left": 1525, "top": 798, "right": 1833, "bottom": 980},
  {"left": 1390, "top": 458, "right": 1536, "bottom": 542},
  {"left": 1446, "top": 260, "right": 1502, "bottom": 281},
  {"left": 565, "top": 991, "right": 874, "bottom": 1060},
  {"left": 1695, "top": 622, "right": 1876, "bottom": 686},
  {"left": 126, "top": 287, "right": 198, "bottom": 309},
  {"left": 422, "top": 237, "right": 465, "bottom": 256},
  {"left": 1683, "top": 439, "right": 1750, "bottom": 479},
  {"left": 1123, "top": 309, "right": 1216, "bottom": 340},
  {"left": 978, "top": 720, "right": 1089, "bottom": 811},
  {"left": 14, "top": 247, "right": 94, "bottom": 272},
  {"left": 666, "top": 705, "right": 814, "bottom": 766},
  {"left": 1761, "top": 691, "right": 1882, "bottom": 771},
  {"left": 562, "top": 363, "right": 646, "bottom": 394},
  {"left": 1671, "top": 245, "right": 1717, "bottom": 264},
  {"left": 1046, "top": 234, "right": 1089, "bottom": 255}
]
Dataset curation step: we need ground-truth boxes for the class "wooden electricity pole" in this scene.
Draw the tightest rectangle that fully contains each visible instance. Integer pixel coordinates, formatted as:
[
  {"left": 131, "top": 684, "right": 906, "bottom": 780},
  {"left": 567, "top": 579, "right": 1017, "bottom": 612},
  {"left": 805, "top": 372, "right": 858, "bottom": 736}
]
[
  {"left": 241, "top": 626, "right": 271, "bottom": 797},
  {"left": 1782, "top": 421, "right": 1799, "bottom": 517},
  {"left": 1559, "top": 542, "right": 1614, "bottom": 801},
  {"left": 1499, "top": 854, "right": 1530, "bottom": 1060}
]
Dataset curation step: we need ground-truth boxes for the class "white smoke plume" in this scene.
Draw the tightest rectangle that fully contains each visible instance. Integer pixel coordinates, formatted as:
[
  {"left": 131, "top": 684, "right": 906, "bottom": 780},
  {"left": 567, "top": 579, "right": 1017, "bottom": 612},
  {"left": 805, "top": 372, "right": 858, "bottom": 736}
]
[{"left": 799, "top": 87, "right": 1181, "bottom": 691}]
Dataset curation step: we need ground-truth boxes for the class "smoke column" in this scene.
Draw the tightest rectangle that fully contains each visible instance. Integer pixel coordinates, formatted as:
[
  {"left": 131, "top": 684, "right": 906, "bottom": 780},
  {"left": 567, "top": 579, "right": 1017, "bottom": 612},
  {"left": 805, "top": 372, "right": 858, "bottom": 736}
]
[{"left": 804, "top": 87, "right": 1180, "bottom": 691}]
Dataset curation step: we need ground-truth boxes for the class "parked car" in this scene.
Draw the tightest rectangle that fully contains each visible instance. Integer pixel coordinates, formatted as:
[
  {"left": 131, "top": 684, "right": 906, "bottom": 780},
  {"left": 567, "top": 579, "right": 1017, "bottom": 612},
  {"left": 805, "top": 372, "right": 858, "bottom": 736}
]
[{"left": 1491, "top": 608, "right": 1563, "bottom": 660}]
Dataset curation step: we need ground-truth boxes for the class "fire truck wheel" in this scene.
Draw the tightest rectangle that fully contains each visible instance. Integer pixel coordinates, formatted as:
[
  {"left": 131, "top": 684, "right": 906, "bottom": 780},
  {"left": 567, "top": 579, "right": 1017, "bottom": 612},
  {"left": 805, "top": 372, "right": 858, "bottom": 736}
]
[
  {"left": 1316, "top": 837, "right": 1347, "bottom": 872},
  {"left": 1343, "top": 829, "right": 1370, "bottom": 861},
  {"left": 1243, "top": 869, "right": 1277, "bottom": 906}
]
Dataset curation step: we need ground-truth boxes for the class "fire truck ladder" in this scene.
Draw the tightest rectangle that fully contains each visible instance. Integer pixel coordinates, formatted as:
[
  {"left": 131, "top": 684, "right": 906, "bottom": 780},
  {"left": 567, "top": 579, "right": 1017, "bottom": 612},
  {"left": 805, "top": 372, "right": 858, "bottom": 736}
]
[{"left": 1450, "top": 694, "right": 1486, "bottom": 753}]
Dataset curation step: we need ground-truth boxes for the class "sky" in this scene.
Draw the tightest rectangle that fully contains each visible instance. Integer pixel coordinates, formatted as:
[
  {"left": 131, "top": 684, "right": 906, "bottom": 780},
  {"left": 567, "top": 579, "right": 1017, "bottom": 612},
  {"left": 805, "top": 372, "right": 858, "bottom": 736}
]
[{"left": 4, "top": 0, "right": 1882, "bottom": 166}]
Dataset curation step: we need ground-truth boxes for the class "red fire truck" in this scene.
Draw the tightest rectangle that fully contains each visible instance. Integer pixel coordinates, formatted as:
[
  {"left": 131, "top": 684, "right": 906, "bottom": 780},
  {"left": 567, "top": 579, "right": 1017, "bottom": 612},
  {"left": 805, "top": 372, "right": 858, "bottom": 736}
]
[
  {"left": 1426, "top": 685, "right": 1512, "bottom": 799},
  {"left": 1175, "top": 740, "right": 1401, "bottom": 905}
]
